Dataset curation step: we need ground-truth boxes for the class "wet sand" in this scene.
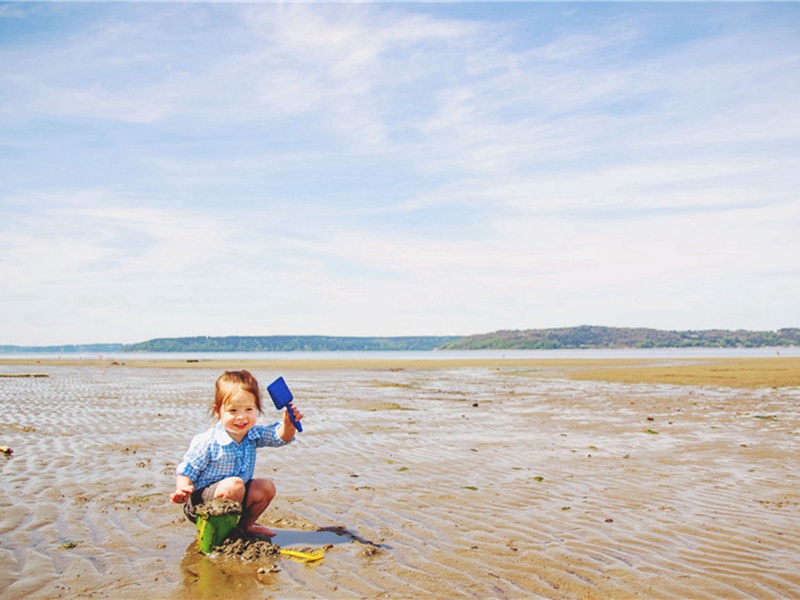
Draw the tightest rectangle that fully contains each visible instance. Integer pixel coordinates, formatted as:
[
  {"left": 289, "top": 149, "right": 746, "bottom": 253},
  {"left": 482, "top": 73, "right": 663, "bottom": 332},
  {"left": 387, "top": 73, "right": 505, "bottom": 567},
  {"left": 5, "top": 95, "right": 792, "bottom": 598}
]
[
  {"left": 4, "top": 355, "right": 800, "bottom": 387},
  {"left": 1, "top": 357, "right": 799, "bottom": 599}
]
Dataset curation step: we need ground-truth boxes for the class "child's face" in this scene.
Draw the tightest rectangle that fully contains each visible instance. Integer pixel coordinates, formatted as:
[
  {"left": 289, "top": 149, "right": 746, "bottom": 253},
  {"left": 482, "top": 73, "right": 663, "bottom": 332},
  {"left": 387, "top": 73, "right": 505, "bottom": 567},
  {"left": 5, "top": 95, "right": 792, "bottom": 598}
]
[{"left": 217, "top": 388, "right": 258, "bottom": 443}]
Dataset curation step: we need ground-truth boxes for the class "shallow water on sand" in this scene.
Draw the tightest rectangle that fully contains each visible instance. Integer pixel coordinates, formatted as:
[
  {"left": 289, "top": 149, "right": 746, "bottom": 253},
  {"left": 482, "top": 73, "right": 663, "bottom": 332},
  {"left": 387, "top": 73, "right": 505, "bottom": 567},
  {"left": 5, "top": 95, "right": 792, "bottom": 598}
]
[{"left": 1, "top": 365, "right": 799, "bottom": 599}]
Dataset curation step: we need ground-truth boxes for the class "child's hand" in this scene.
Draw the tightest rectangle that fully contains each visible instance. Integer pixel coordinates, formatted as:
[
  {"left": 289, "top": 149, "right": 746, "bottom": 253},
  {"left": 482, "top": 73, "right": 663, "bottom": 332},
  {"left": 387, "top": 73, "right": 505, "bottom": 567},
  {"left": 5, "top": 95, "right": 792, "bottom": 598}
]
[
  {"left": 170, "top": 484, "right": 194, "bottom": 504},
  {"left": 282, "top": 404, "right": 303, "bottom": 436}
]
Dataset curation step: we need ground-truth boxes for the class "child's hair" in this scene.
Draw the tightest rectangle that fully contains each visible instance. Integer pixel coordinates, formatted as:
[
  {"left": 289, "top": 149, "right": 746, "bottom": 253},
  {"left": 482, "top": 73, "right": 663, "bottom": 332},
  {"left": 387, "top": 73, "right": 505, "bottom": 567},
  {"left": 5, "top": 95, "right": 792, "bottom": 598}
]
[{"left": 213, "top": 370, "right": 264, "bottom": 417}]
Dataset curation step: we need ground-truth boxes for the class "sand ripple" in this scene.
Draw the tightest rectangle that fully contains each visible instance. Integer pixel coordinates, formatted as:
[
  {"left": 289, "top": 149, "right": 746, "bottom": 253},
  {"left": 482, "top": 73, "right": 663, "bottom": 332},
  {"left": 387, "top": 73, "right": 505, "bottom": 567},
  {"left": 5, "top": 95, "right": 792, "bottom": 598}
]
[{"left": 1, "top": 364, "right": 799, "bottom": 598}]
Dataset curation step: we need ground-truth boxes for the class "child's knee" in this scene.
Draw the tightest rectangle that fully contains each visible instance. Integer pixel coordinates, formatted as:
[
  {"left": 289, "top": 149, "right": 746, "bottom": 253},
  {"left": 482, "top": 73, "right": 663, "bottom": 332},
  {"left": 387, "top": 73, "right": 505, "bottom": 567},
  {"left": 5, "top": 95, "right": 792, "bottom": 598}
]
[
  {"left": 252, "top": 478, "right": 276, "bottom": 502},
  {"left": 214, "top": 477, "right": 246, "bottom": 501}
]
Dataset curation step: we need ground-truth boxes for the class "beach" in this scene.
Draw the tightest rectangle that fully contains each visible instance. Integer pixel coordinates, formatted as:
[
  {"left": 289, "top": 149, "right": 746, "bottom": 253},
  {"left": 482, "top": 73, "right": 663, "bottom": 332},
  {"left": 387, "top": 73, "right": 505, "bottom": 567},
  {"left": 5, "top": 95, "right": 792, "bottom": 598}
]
[{"left": 1, "top": 356, "right": 799, "bottom": 599}]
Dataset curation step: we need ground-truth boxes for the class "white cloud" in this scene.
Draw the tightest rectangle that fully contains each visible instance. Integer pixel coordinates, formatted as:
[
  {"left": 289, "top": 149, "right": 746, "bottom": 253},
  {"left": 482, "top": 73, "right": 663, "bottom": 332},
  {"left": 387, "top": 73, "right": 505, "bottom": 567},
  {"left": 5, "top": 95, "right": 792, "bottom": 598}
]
[{"left": 0, "top": 191, "right": 241, "bottom": 291}]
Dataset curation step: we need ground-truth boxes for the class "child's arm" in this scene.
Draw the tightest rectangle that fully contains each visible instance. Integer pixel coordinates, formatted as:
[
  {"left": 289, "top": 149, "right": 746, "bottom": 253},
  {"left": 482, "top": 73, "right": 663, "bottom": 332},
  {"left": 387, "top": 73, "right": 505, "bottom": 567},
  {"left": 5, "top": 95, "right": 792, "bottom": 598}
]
[
  {"left": 278, "top": 403, "right": 304, "bottom": 442},
  {"left": 170, "top": 475, "right": 194, "bottom": 504}
]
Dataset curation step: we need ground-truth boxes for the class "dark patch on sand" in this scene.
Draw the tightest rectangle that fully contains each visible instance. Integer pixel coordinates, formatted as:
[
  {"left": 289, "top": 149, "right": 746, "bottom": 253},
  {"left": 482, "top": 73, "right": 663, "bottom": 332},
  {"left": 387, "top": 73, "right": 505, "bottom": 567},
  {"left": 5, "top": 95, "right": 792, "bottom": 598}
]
[{"left": 318, "top": 525, "right": 389, "bottom": 550}]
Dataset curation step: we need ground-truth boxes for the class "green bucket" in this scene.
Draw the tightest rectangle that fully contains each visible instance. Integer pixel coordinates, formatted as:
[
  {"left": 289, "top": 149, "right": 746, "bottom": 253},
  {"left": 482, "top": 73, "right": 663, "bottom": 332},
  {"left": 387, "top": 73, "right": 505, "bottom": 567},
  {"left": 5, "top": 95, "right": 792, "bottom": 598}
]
[{"left": 196, "top": 512, "right": 240, "bottom": 554}]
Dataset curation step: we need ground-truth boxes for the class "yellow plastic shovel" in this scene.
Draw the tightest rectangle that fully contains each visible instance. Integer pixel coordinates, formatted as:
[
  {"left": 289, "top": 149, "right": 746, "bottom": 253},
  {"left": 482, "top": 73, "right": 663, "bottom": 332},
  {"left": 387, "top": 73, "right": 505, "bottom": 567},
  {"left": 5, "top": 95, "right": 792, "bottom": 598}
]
[{"left": 279, "top": 548, "right": 325, "bottom": 563}]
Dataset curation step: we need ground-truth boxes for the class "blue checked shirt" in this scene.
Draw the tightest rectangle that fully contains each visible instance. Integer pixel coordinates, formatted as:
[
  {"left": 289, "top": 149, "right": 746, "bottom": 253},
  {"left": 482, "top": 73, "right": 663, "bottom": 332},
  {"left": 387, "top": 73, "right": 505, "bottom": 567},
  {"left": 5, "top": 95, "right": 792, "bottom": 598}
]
[{"left": 176, "top": 422, "right": 291, "bottom": 490}]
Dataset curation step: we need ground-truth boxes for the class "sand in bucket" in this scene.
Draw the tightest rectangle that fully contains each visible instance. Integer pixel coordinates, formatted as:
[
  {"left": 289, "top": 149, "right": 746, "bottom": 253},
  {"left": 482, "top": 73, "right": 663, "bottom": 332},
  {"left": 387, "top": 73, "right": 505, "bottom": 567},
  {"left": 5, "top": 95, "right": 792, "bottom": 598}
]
[{"left": 195, "top": 499, "right": 242, "bottom": 554}]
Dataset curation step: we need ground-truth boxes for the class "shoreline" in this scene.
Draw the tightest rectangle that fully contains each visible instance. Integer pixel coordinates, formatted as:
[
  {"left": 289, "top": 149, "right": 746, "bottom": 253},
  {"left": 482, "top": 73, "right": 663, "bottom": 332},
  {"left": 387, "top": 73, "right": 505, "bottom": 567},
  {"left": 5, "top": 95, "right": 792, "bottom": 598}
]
[{"left": 1, "top": 355, "right": 799, "bottom": 388}]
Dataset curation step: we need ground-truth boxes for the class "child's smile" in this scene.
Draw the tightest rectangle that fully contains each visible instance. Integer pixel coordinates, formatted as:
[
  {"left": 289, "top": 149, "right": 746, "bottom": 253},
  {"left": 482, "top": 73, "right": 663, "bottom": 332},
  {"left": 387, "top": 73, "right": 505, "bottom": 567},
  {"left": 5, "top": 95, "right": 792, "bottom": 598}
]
[{"left": 217, "top": 389, "right": 259, "bottom": 443}]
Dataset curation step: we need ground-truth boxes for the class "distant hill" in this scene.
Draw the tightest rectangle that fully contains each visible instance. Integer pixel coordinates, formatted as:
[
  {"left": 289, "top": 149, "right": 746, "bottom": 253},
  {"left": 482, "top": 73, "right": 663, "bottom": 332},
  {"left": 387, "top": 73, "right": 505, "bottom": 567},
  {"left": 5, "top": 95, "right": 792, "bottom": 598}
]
[
  {"left": 441, "top": 326, "right": 800, "bottom": 350},
  {"left": 3, "top": 328, "right": 798, "bottom": 354},
  {"left": 120, "top": 335, "right": 461, "bottom": 353}
]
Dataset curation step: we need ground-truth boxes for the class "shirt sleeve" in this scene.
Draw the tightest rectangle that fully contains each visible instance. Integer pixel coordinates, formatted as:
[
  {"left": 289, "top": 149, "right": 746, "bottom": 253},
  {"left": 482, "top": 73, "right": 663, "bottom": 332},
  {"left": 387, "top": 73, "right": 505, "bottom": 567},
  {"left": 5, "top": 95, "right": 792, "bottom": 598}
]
[
  {"left": 252, "top": 422, "right": 292, "bottom": 448},
  {"left": 175, "top": 432, "right": 212, "bottom": 482}
]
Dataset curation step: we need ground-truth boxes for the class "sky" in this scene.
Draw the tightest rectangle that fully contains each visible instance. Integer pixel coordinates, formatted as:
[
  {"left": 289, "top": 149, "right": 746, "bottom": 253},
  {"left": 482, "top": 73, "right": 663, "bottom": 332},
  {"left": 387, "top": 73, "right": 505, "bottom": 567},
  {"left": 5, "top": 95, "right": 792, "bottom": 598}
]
[{"left": 1, "top": 2, "right": 799, "bottom": 346}]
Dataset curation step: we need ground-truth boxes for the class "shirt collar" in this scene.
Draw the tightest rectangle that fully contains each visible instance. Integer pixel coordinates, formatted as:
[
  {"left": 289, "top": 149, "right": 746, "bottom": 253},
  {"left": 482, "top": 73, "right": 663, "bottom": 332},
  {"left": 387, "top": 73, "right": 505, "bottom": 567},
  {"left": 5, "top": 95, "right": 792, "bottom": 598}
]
[
  {"left": 213, "top": 423, "right": 235, "bottom": 445},
  {"left": 213, "top": 423, "right": 258, "bottom": 445}
]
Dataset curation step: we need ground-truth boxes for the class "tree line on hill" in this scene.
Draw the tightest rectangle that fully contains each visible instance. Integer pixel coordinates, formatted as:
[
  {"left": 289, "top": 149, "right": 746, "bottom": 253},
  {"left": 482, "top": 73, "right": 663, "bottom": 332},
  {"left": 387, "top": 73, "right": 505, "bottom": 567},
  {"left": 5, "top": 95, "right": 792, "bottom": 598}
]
[
  {"left": 440, "top": 326, "right": 800, "bottom": 350},
  {"left": 2, "top": 327, "right": 798, "bottom": 353},
  {"left": 121, "top": 335, "right": 460, "bottom": 352},
  {"left": 0, "top": 336, "right": 458, "bottom": 353}
]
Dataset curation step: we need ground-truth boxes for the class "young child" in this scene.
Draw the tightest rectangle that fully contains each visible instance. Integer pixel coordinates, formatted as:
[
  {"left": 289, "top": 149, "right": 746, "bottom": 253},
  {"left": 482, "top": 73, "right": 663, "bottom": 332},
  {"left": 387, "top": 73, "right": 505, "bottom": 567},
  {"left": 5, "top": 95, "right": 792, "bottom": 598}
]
[{"left": 170, "top": 370, "right": 303, "bottom": 536}]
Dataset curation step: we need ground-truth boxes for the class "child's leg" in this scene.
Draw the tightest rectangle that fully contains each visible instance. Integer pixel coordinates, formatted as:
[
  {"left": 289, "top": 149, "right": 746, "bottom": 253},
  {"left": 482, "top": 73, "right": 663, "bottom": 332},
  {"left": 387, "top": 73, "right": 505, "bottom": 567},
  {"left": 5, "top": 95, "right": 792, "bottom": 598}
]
[
  {"left": 211, "top": 476, "right": 247, "bottom": 503},
  {"left": 239, "top": 478, "right": 277, "bottom": 536}
]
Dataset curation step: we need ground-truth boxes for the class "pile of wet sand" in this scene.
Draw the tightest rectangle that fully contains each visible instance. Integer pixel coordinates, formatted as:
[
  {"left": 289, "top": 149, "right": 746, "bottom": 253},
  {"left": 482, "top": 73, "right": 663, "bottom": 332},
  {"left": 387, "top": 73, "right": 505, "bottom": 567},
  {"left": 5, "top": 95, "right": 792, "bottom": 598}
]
[
  {"left": 215, "top": 531, "right": 280, "bottom": 561},
  {"left": 194, "top": 498, "right": 241, "bottom": 518}
]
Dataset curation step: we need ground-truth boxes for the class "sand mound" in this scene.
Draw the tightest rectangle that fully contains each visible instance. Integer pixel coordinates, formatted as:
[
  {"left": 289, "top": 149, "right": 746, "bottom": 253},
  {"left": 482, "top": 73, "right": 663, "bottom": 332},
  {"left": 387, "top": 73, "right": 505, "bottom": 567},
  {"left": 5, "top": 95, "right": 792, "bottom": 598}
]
[
  {"left": 215, "top": 531, "right": 280, "bottom": 561},
  {"left": 195, "top": 498, "right": 241, "bottom": 518}
]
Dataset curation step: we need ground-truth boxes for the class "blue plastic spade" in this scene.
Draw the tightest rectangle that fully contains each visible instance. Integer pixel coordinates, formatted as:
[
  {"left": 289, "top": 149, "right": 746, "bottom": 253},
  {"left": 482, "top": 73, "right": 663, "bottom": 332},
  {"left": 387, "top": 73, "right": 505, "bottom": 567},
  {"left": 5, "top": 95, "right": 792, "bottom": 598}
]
[{"left": 267, "top": 376, "right": 303, "bottom": 433}]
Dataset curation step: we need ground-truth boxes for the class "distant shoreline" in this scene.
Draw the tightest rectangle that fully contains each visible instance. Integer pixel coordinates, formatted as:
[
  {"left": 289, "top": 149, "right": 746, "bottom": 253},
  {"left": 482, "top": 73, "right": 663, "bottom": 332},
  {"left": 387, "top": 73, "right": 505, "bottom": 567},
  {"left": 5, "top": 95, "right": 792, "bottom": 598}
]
[
  {"left": 3, "top": 326, "right": 798, "bottom": 354},
  {"left": 2, "top": 355, "right": 799, "bottom": 388}
]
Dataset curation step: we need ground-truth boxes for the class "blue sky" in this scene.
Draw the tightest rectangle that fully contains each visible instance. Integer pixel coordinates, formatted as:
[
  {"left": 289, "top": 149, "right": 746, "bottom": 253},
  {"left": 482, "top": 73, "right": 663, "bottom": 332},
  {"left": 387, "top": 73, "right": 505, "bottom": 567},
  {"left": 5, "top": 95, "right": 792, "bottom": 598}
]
[{"left": 1, "top": 2, "right": 799, "bottom": 345}]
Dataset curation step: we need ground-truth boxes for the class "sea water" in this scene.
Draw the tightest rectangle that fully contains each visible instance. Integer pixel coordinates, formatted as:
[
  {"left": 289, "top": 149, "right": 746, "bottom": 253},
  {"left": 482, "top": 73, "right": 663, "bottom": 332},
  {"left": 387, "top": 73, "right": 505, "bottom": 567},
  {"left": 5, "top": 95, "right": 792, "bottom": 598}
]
[{"left": 1, "top": 346, "right": 798, "bottom": 361}]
